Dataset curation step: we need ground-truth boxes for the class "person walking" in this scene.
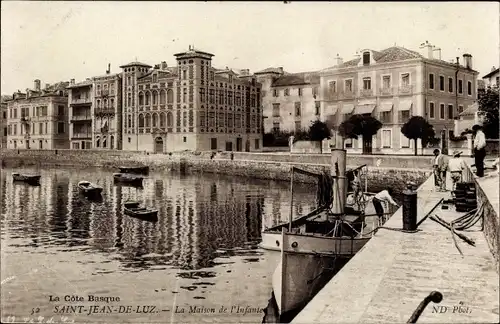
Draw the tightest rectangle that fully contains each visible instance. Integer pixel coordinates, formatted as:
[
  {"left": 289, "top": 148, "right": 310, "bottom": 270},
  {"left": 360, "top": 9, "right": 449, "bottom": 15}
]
[
  {"left": 448, "top": 150, "right": 466, "bottom": 193},
  {"left": 472, "top": 124, "right": 486, "bottom": 177},
  {"left": 372, "top": 188, "right": 399, "bottom": 226},
  {"left": 432, "top": 149, "right": 448, "bottom": 191}
]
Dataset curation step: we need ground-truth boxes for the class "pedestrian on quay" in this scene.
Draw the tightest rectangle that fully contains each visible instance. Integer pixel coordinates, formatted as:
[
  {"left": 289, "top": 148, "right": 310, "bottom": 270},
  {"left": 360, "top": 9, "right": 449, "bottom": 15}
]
[
  {"left": 432, "top": 149, "right": 449, "bottom": 191},
  {"left": 372, "top": 188, "right": 399, "bottom": 226},
  {"left": 472, "top": 124, "right": 487, "bottom": 177},
  {"left": 448, "top": 150, "right": 466, "bottom": 193}
]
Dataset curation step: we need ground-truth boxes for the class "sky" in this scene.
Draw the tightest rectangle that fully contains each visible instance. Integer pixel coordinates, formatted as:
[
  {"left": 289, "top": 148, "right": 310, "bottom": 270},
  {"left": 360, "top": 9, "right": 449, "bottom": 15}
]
[{"left": 1, "top": 1, "right": 499, "bottom": 94}]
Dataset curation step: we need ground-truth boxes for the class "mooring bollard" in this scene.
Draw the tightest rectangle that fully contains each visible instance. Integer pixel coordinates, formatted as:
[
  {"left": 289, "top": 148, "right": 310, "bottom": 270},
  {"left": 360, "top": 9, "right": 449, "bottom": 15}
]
[{"left": 402, "top": 183, "right": 418, "bottom": 231}]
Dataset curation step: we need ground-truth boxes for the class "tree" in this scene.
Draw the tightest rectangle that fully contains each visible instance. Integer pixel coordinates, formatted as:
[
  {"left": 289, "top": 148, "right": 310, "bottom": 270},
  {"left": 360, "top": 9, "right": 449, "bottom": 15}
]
[
  {"left": 339, "top": 114, "right": 382, "bottom": 139},
  {"left": 478, "top": 86, "right": 499, "bottom": 139},
  {"left": 401, "top": 116, "right": 436, "bottom": 156},
  {"left": 308, "top": 120, "right": 331, "bottom": 153}
]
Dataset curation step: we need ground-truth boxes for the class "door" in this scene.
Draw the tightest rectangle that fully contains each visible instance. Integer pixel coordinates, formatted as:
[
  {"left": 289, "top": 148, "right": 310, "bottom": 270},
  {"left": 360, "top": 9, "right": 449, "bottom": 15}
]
[
  {"left": 245, "top": 140, "right": 250, "bottom": 152},
  {"left": 154, "top": 137, "right": 164, "bottom": 153},
  {"left": 236, "top": 138, "right": 242, "bottom": 152},
  {"left": 39, "top": 140, "right": 43, "bottom": 149},
  {"left": 225, "top": 141, "right": 233, "bottom": 151},
  {"left": 26, "top": 140, "right": 30, "bottom": 150},
  {"left": 362, "top": 135, "right": 373, "bottom": 154}
]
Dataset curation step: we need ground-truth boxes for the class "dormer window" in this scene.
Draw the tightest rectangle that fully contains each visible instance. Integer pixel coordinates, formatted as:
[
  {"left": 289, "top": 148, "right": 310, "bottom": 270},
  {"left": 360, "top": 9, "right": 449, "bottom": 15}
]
[
  {"left": 153, "top": 74, "right": 157, "bottom": 83},
  {"left": 363, "top": 52, "right": 370, "bottom": 65}
]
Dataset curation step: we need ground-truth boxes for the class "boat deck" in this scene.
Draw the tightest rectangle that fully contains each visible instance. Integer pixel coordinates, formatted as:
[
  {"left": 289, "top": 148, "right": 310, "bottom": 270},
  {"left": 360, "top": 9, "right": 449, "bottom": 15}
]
[{"left": 292, "top": 171, "right": 499, "bottom": 323}]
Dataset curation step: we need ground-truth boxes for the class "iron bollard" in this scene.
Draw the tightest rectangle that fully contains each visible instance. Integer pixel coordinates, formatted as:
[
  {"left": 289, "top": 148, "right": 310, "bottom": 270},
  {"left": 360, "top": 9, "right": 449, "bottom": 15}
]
[{"left": 402, "top": 183, "right": 418, "bottom": 231}]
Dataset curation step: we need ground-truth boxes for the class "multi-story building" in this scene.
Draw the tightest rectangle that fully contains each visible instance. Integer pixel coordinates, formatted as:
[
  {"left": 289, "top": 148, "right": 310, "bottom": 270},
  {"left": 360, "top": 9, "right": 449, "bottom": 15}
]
[
  {"left": 68, "top": 79, "right": 93, "bottom": 149},
  {"left": 255, "top": 68, "right": 320, "bottom": 133},
  {"left": 1, "top": 96, "right": 8, "bottom": 148},
  {"left": 482, "top": 67, "right": 499, "bottom": 88},
  {"left": 93, "top": 71, "right": 122, "bottom": 150},
  {"left": 6, "top": 79, "right": 70, "bottom": 150},
  {"left": 122, "top": 47, "right": 262, "bottom": 152},
  {"left": 319, "top": 42, "right": 479, "bottom": 154}
]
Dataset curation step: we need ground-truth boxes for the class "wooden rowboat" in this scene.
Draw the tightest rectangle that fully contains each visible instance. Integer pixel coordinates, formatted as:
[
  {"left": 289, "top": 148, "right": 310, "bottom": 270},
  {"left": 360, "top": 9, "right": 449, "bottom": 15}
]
[
  {"left": 12, "top": 173, "right": 41, "bottom": 185},
  {"left": 118, "top": 166, "right": 149, "bottom": 175},
  {"left": 78, "top": 181, "right": 103, "bottom": 198},
  {"left": 113, "top": 173, "right": 144, "bottom": 187},
  {"left": 124, "top": 201, "right": 158, "bottom": 222}
]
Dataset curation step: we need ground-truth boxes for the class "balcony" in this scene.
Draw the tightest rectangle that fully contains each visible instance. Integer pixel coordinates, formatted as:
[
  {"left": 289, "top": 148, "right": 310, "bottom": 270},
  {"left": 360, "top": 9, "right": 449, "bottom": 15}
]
[
  {"left": 360, "top": 89, "right": 374, "bottom": 98},
  {"left": 379, "top": 87, "right": 394, "bottom": 97},
  {"left": 398, "top": 84, "right": 415, "bottom": 95},
  {"left": 20, "top": 116, "right": 29, "bottom": 123},
  {"left": 71, "top": 114, "right": 92, "bottom": 122},
  {"left": 340, "top": 91, "right": 355, "bottom": 100},
  {"left": 72, "top": 133, "right": 92, "bottom": 139},
  {"left": 71, "top": 98, "right": 92, "bottom": 105},
  {"left": 94, "top": 108, "right": 115, "bottom": 116}
]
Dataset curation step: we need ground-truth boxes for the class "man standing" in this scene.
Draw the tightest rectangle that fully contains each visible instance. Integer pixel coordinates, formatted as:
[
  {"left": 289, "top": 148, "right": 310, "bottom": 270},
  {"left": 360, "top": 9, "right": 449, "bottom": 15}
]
[
  {"left": 432, "top": 149, "right": 448, "bottom": 191},
  {"left": 472, "top": 124, "right": 486, "bottom": 177},
  {"left": 372, "top": 188, "right": 399, "bottom": 226}
]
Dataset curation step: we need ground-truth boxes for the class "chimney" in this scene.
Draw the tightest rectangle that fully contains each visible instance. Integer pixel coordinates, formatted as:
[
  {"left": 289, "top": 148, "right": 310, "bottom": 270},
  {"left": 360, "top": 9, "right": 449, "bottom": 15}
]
[
  {"left": 463, "top": 54, "right": 472, "bottom": 69},
  {"left": 334, "top": 53, "right": 343, "bottom": 66},
  {"left": 34, "top": 79, "right": 41, "bottom": 91},
  {"left": 278, "top": 67, "right": 284, "bottom": 74},
  {"left": 161, "top": 61, "right": 167, "bottom": 70},
  {"left": 45, "top": 83, "right": 49, "bottom": 90},
  {"left": 432, "top": 47, "right": 441, "bottom": 60},
  {"left": 241, "top": 69, "right": 249, "bottom": 76},
  {"left": 26, "top": 88, "right": 30, "bottom": 98},
  {"left": 419, "top": 40, "right": 434, "bottom": 59},
  {"left": 70, "top": 79, "right": 75, "bottom": 85},
  {"left": 107, "top": 63, "right": 111, "bottom": 74},
  {"left": 492, "top": 66, "right": 497, "bottom": 72}
]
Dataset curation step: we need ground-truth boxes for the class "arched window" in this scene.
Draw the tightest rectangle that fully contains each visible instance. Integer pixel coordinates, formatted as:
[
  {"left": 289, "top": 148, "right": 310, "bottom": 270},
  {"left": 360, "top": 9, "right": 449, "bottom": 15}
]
[
  {"left": 110, "top": 98, "right": 114, "bottom": 108},
  {"left": 167, "top": 89, "right": 173, "bottom": 103},
  {"left": 160, "top": 112, "right": 166, "bottom": 127},
  {"left": 138, "top": 114, "right": 144, "bottom": 127},
  {"left": 152, "top": 91, "right": 158, "bottom": 105},
  {"left": 128, "top": 115, "right": 132, "bottom": 129},
  {"left": 145, "top": 91, "right": 150, "bottom": 105},
  {"left": 103, "top": 99, "right": 108, "bottom": 108},
  {"left": 96, "top": 137, "right": 100, "bottom": 148},
  {"left": 110, "top": 135, "right": 114, "bottom": 149},
  {"left": 152, "top": 113, "right": 158, "bottom": 128},
  {"left": 145, "top": 113, "right": 151, "bottom": 127},
  {"left": 127, "top": 93, "right": 132, "bottom": 107},
  {"left": 102, "top": 138, "right": 107, "bottom": 148},
  {"left": 160, "top": 90, "right": 166, "bottom": 104},
  {"left": 97, "top": 100, "right": 101, "bottom": 108},
  {"left": 167, "top": 112, "right": 173, "bottom": 127},
  {"left": 139, "top": 92, "right": 144, "bottom": 105}
]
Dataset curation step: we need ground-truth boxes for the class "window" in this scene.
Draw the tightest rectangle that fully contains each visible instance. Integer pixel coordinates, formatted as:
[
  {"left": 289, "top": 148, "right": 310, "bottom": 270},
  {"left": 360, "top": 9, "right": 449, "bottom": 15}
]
[
  {"left": 295, "top": 121, "right": 301, "bottom": 132},
  {"left": 57, "top": 122, "right": 64, "bottom": 134},
  {"left": 380, "top": 111, "right": 392, "bottom": 123},
  {"left": 182, "top": 70, "right": 187, "bottom": 80},
  {"left": 273, "top": 89, "right": 278, "bottom": 97},
  {"left": 439, "top": 76, "right": 445, "bottom": 91},
  {"left": 345, "top": 138, "right": 353, "bottom": 149},
  {"left": 189, "top": 66, "right": 193, "bottom": 79},
  {"left": 496, "top": 76, "right": 500, "bottom": 86},
  {"left": 272, "top": 103, "right": 280, "bottom": 117},
  {"left": 312, "top": 87, "right": 318, "bottom": 97},
  {"left": 210, "top": 138, "right": 217, "bottom": 150},
  {"left": 448, "top": 77, "right": 453, "bottom": 93},
  {"left": 439, "top": 104, "right": 445, "bottom": 119},
  {"left": 458, "top": 80, "right": 463, "bottom": 94},
  {"left": 153, "top": 74, "right": 157, "bottom": 83},
  {"left": 345, "top": 79, "right": 353, "bottom": 92},
  {"left": 329, "top": 81, "right": 337, "bottom": 93},
  {"left": 429, "top": 74, "right": 434, "bottom": 89},
  {"left": 401, "top": 73, "right": 410, "bottom": 87},
  {"left": 315, "top": 101, "right": 320, "bottom": 115},
  {"left": 284, "top": 89, "right": 289, "bottom": 96},
  {"left": 295, "top": 102, "right": 301, "bottom": 116},
  {"left": 382, "top": 129, "right": 391, "bottom": 148},
  {"left": 448, "top": 104, "right": 454, "bottom": 119},
  {"left": 398, "top": 110, "right": 410, "bottom": 123},
  {"left": 362, "top": 52, "right": 370, "bottom": 65},
  {"left": 363, "top": 78, "right": 371, "bottom": 90},
  {"left": 272, "top": 122, "right": 280, "bottom": 133},
  {"left": 382, "top": 75, "right": 391, "bottom": 89},
  {"left": 298, "top": 88, "right": 302, "bottom": 96},
  {"left": 429, "top": 102, "right": 435, "bottom": 119},
  {"left": 458, "top": 105, "right": 464, "bottom": 114},
  {"left": 254, "top": 139, "right": 259, "bottom": 150},
  {"left": 467, "top": 81, "right": 472, "bottom": 95},
  {"left": 183, "top": 136, "right": 187, "bottom": 143}
]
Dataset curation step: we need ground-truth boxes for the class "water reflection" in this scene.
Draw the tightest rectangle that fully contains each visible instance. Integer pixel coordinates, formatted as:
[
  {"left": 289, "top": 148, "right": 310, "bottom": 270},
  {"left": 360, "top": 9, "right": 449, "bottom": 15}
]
[{"left": 1, "top": 168, "right": 318, "bottom": 274}]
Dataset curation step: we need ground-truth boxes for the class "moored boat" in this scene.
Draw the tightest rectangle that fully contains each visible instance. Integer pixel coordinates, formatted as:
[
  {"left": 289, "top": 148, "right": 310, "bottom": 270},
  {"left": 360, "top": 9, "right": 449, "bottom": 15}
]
[
  {"left": 117, "top": 166, "right": 149, "bottom": 175},
  {"left": 12, "top": 173, "right": 41, "bottom": 185},
  {"left": 78, "top": 181, "right": 103, "bottom": 198},
  {"left": 113, "top": 173, "right": 144, "bottom": 187},
  {"left": 124, "top": 201, "right": 158, "bottom": 222}
]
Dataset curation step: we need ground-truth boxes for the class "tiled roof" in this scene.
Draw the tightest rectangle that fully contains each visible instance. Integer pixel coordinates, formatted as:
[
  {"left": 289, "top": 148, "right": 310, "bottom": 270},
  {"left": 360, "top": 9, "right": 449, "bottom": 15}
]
[
  {"left": 67, "top": 80, "right": 93, "bottom": 88},
  {"left": 272, "top": 71, "right": 320, "bottom": 87},
  {"left": 483, "top": 68, "right": 499, "bottom": 79},
  {"left": 119, "top": 61, "right": 152, "bottom": 68},
  {"left": 254, "top": 67, "right": 284, "bottom": 75}
]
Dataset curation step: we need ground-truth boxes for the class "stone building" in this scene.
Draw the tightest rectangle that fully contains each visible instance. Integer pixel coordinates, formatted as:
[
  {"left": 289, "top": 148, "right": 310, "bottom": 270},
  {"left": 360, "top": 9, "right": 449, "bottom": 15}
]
[
  {"left": 1, "top": 96, "right": 8, "bottom": 148},
  {"left": 319, "top": 42, "right": 479, "bottom": 154},
  {"left": 122, "top": 47, "right": 262, "bottom": 152},
  {"left": 67, "top": 79, "right": 93, "bottom": 149},
  {"left": 6, "top": 79, "right": 70, "bottom": 150},
  {"left": 482, "top": 67, "right": 499, "bottom": 88},
  {"left": 255, "top": 68, "right": 320, "bottom": 133}
]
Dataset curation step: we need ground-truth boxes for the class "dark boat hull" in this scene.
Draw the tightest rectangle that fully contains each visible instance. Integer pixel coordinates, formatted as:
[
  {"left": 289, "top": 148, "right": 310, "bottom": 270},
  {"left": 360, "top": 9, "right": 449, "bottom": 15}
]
[
  {"left": 124, "top": 207, "right": 158, "bottom": 222},
  {"left": 78, "top": 181, "right": 103, "bottom": 199},
  {"left": 118, "top": 166, "right": 149, "bottom": 175},
  {"left": 113, "top": 173, "right": 144, "bottom": 187},
  {"left": 12, "top": 173, "right": 41, "bottom": 185}
]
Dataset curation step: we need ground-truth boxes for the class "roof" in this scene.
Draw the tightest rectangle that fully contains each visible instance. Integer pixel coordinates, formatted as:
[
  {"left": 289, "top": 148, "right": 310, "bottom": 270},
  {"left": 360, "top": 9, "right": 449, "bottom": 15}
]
[
  {"left": 459, "top": 102, "right": 478, "bottom": 117},
  {"left": 174, "top": 49, "right": 214, "bottom": 58},
  {"left": 483, "top": 68, "right": 499, "bottom": 79},
  {"left": 254, "top": 67, "right": 284, "bottom": 75},
  {"left": 271, "top": 71, "right": 320, "bottom": 87},
  {"left": 67, "top": 80, "right": 93, "bottom": 88},
  {"left": 119, "top": 61, "right": 152, "bottom": 68}
]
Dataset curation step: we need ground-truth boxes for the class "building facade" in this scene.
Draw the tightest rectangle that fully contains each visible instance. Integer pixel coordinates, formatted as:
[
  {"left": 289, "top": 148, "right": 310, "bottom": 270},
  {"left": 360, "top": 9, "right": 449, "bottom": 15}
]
[
  {"left": 255, "top": 68, "right": 320, "bottom": 134},
  {"left": 68, "top": 79, "right": 93, "bottom": 149},
  {"left": 319, "top": 42, "right": 479, "bottom": 154},
  {"left": 121, "top": 48, "right": 262, "bottom": 152},
  {"left": 1, "top": 97, "right": 7, "bottom": 148},
  {"left": 482, "top": 67, "right": 499, "bottom": 88},
  {"left": 6, "top": 80, "right": 70, "bottom": 150}
]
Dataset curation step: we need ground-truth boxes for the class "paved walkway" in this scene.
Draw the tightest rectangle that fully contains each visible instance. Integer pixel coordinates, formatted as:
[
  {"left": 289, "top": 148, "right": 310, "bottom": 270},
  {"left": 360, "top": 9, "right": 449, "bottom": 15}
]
[{"left": 292, "top": 171, "right": 499, "bottom": 323}]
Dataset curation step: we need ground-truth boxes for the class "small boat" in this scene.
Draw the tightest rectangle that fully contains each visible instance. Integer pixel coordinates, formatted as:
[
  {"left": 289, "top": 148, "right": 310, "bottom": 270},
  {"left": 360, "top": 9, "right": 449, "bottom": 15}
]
[
  {"left": 117, "top": 166, "right": 149, "bottom": 175},
  {"left": 113, "top": 173, "right": 144, "bottom": 187},
  {"left": 12, "top": 173, "right": 41, "bottom": 185},
  {"left": 78, "top": 181, "right": 103, "bottom": 198},
  {"left": 124, "top": 201, "right": 158, "bottom": 222}
]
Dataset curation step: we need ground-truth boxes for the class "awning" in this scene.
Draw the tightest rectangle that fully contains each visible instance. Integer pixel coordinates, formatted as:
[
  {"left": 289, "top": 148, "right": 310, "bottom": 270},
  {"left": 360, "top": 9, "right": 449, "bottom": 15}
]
[
  {"left": 354, "top": 104, "right": 376, "bottom": 115},
  {"left": 326, "top": 104, "right": 338, "bottom": 115},
  {"left": 378, "top": 103, "right": 393, "bottom": 112},
  {"left": 341, "top": 104, "right": 355, "bottom": 114},
  {"left": 399, "top": 101, "right": 413, "bottom": 111}
]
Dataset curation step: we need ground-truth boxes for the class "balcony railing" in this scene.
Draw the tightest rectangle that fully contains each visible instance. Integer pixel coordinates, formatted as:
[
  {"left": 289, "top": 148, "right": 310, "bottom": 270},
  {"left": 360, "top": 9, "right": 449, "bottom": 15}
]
[
  {"left": 94, "top": 108, "right": 115, "bottom": 116},
  {"left": 72, "top": 133, "right": 92, "bottom": 139},
  {"left": 360, "top": 89, "right": 374, "bottom": 97},
  {"left": 379, "top": 87, "right": 394, "bottom": 96},
  {"left": 71, "top": 115, "right": 92, "bottom": 121},
  {"left": 71, "top": 98, "right": 92, "bottom": 105},
  {"left": 399, "top": 84, "right": 415, "bottom": 95}
]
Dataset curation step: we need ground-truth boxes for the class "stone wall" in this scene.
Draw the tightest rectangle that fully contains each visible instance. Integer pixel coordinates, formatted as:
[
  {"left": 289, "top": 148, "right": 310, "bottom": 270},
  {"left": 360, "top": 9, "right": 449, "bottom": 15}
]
[{"left": 475, "top": 179, "right": 499, "bottom": 271}]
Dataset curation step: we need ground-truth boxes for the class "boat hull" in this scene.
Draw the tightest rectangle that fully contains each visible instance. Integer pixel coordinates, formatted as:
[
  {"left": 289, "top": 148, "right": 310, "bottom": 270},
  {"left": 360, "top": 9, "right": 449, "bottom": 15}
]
[
  {"left": 124, "top": 207, "right": 158, "bottom": 222},
  {"left": 118, "top": 166, "right": 149, "bottom": 175},
  {"left": 12, "top": 173, "right": 41, "bottom": 185},
  {"left": 78, "top": 181, "right": 103, "bottom": 198},
  {"left": 113, "top": 173, "right": 144, "bottom": 187}
]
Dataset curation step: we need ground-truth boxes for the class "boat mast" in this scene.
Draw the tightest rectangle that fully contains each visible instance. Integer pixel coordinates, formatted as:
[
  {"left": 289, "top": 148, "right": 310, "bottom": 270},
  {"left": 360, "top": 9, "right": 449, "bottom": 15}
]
[
  {"left": 331, "top": 132, "right": 346, "bottom": 216},
  {"left": 288, "top": 166, "right": 294, "bottom": 232}
]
